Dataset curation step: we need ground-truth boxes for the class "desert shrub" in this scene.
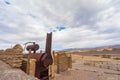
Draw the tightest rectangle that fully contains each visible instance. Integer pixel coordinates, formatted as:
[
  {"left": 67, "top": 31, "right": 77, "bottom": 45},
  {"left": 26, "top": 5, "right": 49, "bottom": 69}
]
[
  {"left": 113, "top": 57, "right": 120, "bottom": 60},
  {"left": 93, "top": 55, "right": 100, "bottom": 57},
  {"left": 84, "top": 62, "right": 91, "bottom": 66},
  {"left": 101, "top": 55, "right": 111, "bottom": 58}
]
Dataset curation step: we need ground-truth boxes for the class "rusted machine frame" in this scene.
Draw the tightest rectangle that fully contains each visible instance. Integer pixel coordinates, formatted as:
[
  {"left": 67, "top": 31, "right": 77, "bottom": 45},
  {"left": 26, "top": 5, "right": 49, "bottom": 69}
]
[
  {"left": 23, "top": 32, "right": 53, "bottom": 80},
  {"left": 38, "top": 32, "right": 53, "bottom": 79},
  {"left": 25, "top": 42, "right": 39, "bottom": 53}
]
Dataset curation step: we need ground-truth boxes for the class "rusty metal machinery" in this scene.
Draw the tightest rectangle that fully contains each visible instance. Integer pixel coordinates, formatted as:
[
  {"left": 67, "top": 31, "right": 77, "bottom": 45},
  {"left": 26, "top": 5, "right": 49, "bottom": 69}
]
[
  {"left": 23, "top": 32, "right": 53, "bottom": 80},
  {"left": 24, "top": 42, "right": 39, "bottom": 53}
]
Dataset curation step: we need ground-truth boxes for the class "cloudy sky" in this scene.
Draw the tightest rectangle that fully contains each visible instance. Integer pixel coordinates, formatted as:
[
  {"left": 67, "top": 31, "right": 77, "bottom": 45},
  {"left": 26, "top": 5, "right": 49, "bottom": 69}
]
[{"left": 0, "top": 0, "right": 120, "bottom": 51}]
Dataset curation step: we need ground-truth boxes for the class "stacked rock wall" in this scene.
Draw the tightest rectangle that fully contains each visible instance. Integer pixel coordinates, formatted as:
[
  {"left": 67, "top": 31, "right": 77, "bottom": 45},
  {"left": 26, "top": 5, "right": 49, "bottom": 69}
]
[
  {"left": 0, "top": 44, "right": 23, "bottom": 68},
  {"left": 54, "top": 52, "right": 72, "bottom": 73}
]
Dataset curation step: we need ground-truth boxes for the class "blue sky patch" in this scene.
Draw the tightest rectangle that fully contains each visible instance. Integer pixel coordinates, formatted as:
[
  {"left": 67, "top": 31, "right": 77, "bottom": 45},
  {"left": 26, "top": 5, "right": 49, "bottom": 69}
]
[
  {"left": 57, "top": 26, "right": 66, "bottom": 31},
  {"left": 50, "top": 26, "right": 66, "bottom": 32},
  {"left": 52, "top": 30, "right": 57, "bottom": 32},
  {"left": 5, "top": 0, "right": 11, "bottom": 5}
]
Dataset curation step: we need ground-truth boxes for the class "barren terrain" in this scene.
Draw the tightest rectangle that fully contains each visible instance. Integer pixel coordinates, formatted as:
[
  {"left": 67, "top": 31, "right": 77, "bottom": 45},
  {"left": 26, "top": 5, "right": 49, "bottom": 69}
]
[{"left": 55, "top": 54, "right": 120, "bottom": 80}]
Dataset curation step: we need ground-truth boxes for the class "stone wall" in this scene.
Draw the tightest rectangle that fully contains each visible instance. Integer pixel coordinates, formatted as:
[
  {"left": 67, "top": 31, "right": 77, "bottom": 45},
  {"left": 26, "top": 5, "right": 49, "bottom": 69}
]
[
  {"left": 54, "top": 52, "right": 72, "bottom": 73},
  {"left": 0, "top": 44, "right": 23, "bottom": 68}
]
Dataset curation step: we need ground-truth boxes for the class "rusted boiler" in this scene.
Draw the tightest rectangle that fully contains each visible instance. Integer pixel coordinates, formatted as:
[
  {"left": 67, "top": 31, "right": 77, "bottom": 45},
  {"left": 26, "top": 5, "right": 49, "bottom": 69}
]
[
  {"left": 23, "top": 32, "right": 53, "bottom": 80},
  {"left": 26, "top": 42, "right": 39, "bottom": 53}
]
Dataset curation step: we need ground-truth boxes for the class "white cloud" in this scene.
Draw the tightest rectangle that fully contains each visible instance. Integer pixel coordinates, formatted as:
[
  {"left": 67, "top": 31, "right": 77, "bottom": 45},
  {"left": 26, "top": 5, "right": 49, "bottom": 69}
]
[{"left": 0, "top": 0, "right": 120, "bottom": 51}]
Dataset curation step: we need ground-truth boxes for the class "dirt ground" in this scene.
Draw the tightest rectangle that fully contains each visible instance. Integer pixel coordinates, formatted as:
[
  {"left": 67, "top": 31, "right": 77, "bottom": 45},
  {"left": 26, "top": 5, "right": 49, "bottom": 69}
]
[
  {"left": 0, "top": 54, "right": 119, "bottom": 80},
  {"left": 55, "top": 54, "right": 120, "bottom": 80}
]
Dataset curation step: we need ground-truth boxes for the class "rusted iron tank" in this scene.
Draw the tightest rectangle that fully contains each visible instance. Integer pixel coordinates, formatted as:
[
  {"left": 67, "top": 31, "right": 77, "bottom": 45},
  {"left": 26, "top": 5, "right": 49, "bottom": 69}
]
[
  {"left": 23, "top": 32, "right": 53, "bottom": 80},
  {"left": 26, "top": 42, "right": 39, "bottom": 53}
]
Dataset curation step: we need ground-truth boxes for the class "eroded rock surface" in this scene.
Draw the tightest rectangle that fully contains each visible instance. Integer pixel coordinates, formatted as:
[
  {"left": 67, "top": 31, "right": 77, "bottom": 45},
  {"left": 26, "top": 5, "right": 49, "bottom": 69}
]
[{"left": 0, "top": 60, "right": 39, "bottom": 80}]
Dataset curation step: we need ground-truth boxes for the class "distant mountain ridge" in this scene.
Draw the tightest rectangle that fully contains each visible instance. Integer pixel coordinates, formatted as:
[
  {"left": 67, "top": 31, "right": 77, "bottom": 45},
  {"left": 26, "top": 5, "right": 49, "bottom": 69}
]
[{"left": 60, "top": 44, "right": 120, "bottom": 52}]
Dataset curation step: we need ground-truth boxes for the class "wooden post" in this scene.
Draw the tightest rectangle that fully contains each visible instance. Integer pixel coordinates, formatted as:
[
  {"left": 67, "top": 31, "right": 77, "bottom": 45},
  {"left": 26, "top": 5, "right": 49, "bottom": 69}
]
[
  {"left": 52, "top": 51, "right": 55, "bottom": 80},
  {"left": 68, "top": 53, "right": 72, "bottom": 68},
  {"left": 49, "top": 51, "right": 55, "bottom": 80},
  {"left": 49, "top": 65, "right": 51, "bottom": 80},
  {"left": 29, "top": 59, "right": 36, "bottom": 76},
  {"left": 26, "top": 49, "right": 31, "bottom": 74},
  {"left": 57, "top": 53, "right": 60, "bottom": 74}
]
